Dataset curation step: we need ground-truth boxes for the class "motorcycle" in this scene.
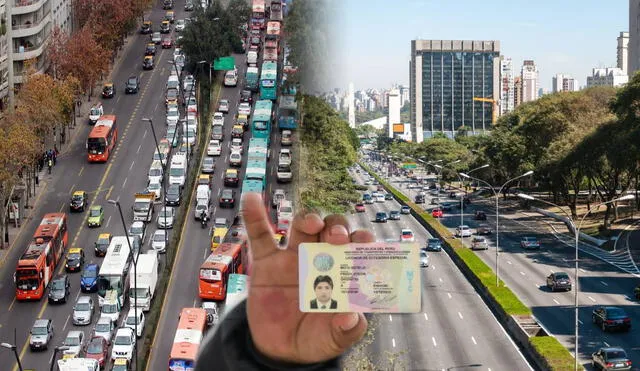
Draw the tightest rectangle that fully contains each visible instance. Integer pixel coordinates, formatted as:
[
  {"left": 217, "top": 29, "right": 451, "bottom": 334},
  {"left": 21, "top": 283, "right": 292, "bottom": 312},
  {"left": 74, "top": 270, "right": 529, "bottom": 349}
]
[{"left": 201, "top": 214, "right": 208, "bottom": 229}]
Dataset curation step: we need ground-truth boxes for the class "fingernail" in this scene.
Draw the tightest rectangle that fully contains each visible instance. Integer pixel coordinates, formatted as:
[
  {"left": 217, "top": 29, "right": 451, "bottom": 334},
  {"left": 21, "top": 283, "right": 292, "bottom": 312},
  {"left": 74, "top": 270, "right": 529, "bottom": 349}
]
[
  {"left": 339, "top": 313, "right": 360, "bottom": 332},
  {"left": 329, "top": 224, "right": 348, "bottom": 237},
  {"left": 305, "top": 213, "right": 322, "bottom": 223}
]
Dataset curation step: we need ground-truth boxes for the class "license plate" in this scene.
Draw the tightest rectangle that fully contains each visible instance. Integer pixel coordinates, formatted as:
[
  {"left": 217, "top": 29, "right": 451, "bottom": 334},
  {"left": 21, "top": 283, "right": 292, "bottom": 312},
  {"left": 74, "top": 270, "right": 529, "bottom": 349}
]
[
  {"left": 616, "top": 363, "right": 624, "bottom": 367},
  {"left": 615, "top": 320, "right": 623, "bottom": 324}
]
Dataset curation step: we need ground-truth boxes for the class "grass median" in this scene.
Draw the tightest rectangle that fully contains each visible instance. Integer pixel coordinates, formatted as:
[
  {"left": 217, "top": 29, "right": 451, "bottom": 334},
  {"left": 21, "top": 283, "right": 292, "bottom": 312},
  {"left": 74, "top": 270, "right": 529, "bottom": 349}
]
[{"left": 358, "top": 162, "right": 581, "bottom": 370}]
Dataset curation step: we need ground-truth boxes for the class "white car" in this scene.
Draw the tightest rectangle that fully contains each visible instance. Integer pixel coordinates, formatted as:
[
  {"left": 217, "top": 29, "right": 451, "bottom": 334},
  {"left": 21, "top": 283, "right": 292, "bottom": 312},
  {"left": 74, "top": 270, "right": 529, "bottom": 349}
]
[
  {"left": 128, "top": 221, "right": 147, "bottom": 243},
  {"left": 175, "top": 19, "right": 185, "bottom": 31},
  {"left": 93, "top": 317, "right": 115, "bottom": 344},
  {"left": 229, "top": 151, "right": 242, "bottom": 167},
  {"left": 218, "top": 99, "right": 230, "bottom": 113},
  {"left": 278, "top": 149, "right": 292, "bottom": 166},
  {"left": 230, "top": 138, "right": 243, "bottom": 153},
  {"left": 212, "top": 112, "right": 224, "bottom": 126},
  {"left": 124, "top": 308, "right": 145, "bottom": 338},
  {"left": 62, "top": 330, "right": 85, "bottom": 357},
  {"left": 151, "top": 230, "right": 167, "bottom": 253},
  {"left": 187, "top": 113, "right": 198, "bottom": 131},
  {"left": 207, "top": 140, "right": 221, "bottom": 156},
  {"left": 455, "top": 225, "right": 473, "bottom": 238},
  {"left": 238, "top": 102, "right": 251, "bottom": 116},
  {"left": 147, "top": 161, "right": 163, "bottom": 184},
  {"left": 224, "top": 70, "right": 238, "bottom": 86},
  {"left": 185, "top": 95, "right": 197, "bottom": 113},
  {"left": 182, "top": 127, "right": 196, "bottom": 146},
  {"left": 146, "top": 181, "right": 162, "bottom": 200},
  {"left": 166, "top": 106, "right": 180, "bottom": 125},
  {"left": 111, "top": 327, "right": 135, "bottom": 362},
  {"left": 400, "top": 228, "right": 415, "bottom": 242},
  {"left": 157, "top": 206, "right": 175, "bottom": 229},
  {"left": 173, "top": 48, "right": 183, "bottom": 61},
  {"left": 183, "top": 75, "right": 195, "bottom": 91}
]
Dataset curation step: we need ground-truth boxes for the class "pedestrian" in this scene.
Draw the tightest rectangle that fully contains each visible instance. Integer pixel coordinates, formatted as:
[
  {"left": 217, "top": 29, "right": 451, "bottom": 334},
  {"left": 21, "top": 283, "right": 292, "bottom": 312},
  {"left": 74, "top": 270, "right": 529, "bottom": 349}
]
[
  {"left": 61, "top": 130, "right": 66, "bottom": 144},
  {"left": 52, "top": 149, "right": 57, "bottom": 166},
  {"left": 47, "top": 158, "right": 52, "bottom": 174}
]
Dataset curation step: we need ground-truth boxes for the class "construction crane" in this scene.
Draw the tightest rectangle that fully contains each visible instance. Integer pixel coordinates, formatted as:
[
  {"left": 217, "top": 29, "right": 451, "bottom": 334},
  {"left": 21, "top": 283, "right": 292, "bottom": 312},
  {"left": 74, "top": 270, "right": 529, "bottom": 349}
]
[{"left": 472, "top": 97, "right": 498, "bottom": 124}]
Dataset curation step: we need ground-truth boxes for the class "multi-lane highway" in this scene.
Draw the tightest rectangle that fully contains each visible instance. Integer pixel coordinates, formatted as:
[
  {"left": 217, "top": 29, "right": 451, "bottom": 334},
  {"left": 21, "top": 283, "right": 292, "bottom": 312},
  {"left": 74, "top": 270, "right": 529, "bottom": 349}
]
[
  {"left": 347, "top": 167, "right": 532, "bottom": 371},
  {"left": 0, "top": 1, "right": 197, "bottom": 370},
  {"left": 367, "top": 154, "right": 640, "bottom": 370}
]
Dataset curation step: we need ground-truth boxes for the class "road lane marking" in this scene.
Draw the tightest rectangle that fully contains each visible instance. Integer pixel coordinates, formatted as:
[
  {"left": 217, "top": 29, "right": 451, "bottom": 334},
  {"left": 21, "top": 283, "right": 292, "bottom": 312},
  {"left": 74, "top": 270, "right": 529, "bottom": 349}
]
[
  {"left": 106, "top": 216, "right": 112, "bottom": 228},
  {"left": 471, "top": 336, "right": 477, "bottom": 345},
  {"left": 130, "top": 160, "right": 135, "bottom": 170},
  {"left": 137, "top": 144, "right": 142, "bottom": 154},
  {"left": 105, "top": 185, "right": 113, "bottom": 201},
  {"left": 553, "top": 299, "right": 560, "bottom": 305},
  {"left": 122, "top": 177, "right": 128, "bottom": 188},
  {"left": 78, "top": 166, "right": 84, "bottom": 176},
  {"left": 392, "top": 338, "right": 396, "bottom": 348},
  {"left": 8, "top": 297, "right": 15, "bottom": 311},
  {"left": 447, "top": 293, "right": 452, "bottom": 299},
  {"left": 432, "top": 337, "right": 437, "bottom": 347},
  {"left": 600, "top": 281, "right": 608, "bottom": 286},
  {"left": 143, "top": 129, "right": 147, "bottom": 139},
  {"left": 550, "top": 269, "right": 554, "bottom": 273},
  {"left": 389, "top": 315, "right": 392, "bottom": 322},
  {"left": 520, "top": 271, "right": 525, "bottom": 276},
  {"left": 439, "top": 277, "right": 443, "bottom": 283},
  {"left": 507, "top": 260, "right": 512, "bottom": 265},
  {"left": 578, "top": 319, "right": 583, "bottom": 325},
  {"left": 458, "top": 312, "right": 463, "bottom": 319},
  {"left": 424, "top": 313, "right": 428, "bottom": 321},
  {"left": 431, "top": 265, "right": 435, "bottom": 270},
  {"left": 604, "top": 341, "right": 610, "bottom": 347},
  {"left": 63, "top": 314, "right": 70, "bottom": 331},
  {"left": 588, "top": 296, "right": 596, "bottom": 302}
]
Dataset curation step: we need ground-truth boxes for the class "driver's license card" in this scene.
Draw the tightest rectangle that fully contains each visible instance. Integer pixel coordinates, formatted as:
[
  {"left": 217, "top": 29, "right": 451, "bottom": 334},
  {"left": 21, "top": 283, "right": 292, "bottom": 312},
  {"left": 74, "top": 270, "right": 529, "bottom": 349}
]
[{"left": 298, "top": 242, "right": 421, "bottom": 313}]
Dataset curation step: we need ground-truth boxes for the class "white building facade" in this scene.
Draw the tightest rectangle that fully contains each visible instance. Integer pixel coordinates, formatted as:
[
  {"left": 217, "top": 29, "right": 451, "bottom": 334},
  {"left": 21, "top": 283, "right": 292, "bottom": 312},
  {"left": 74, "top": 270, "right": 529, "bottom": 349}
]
[
  {"left": 552, "top": 74, "right": 579, "bottom": 93},
  {"left": 586, "top": 67, "right": 629, "bottom": 87},
  {"left": 387, "top": 88, "right": 400, "bottom": 138},
  {"left": 618, "top": 31, "right": 629, "bottom": 76},
  {"left": 499, "top": 57, "right": 514, "bottom": 115},
  {"left": 629, "top": 1, "right": 640, "bottom": 78},
  {"left": 521, "top": 60, "right": 539, "bottom": 102}
]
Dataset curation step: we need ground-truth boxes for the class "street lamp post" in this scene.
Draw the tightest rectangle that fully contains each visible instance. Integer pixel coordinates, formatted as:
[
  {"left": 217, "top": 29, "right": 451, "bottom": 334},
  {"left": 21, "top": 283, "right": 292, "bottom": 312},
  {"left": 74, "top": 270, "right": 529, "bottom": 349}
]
[
  {"left": 107, "top": 200, "right": 138, "bottom": 371},
  {"left": 143, "top": 117, "right": 169, "bottom": 253},
  {"left": 48, "top": 345, "right": 69, "bottom": 371},
  {"left": 459, "top": 170, "right": 534, "bottom": 286},
  {"left": 517, "top": 192, "right": 634, "bottom": 371},
  {"left": 1, "top": 343, "right": 22, "bottom": 371}
]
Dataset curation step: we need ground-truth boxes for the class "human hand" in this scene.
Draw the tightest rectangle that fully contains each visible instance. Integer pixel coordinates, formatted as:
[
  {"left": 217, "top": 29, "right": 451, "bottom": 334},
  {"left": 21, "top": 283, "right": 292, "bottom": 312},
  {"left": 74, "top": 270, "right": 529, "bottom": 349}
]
[{"left": 242, "top": 193, "right": 372, "bottom": 364}]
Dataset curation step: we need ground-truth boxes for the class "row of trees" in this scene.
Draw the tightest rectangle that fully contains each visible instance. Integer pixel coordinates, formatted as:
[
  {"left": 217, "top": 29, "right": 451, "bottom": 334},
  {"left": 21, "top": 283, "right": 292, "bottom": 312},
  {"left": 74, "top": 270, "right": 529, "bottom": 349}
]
[{"left": 384, "top": 80, "right": 640, "bottom": 228}]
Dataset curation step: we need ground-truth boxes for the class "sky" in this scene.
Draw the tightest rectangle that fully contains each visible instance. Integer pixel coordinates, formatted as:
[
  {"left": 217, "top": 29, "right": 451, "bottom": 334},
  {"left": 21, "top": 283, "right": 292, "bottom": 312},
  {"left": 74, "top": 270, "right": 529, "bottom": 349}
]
[{"left": 328, "top": 0, "right": 628, "bottom": 92}]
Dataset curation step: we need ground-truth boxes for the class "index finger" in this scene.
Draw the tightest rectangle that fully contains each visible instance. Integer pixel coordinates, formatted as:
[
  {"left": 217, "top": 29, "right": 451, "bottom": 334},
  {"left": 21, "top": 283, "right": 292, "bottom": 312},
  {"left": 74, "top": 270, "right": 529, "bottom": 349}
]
[{"left": 242, "top": 193, "right": 278, "bottom": 261}]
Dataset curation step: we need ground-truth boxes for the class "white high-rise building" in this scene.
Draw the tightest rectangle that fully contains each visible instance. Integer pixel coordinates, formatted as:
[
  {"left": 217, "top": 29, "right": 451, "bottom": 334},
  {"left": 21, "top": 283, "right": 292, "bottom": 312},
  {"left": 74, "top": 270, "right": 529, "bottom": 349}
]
[
  {"left": 630, "top": 1, "right": 640, "bottom": 78},
  {"left": 399, "top": 85, "right": 409, "bottom": 107},
  {"left": 521, "top": 60, "right": 539, "bottom": 102},
  {"left": 618, "top": 31, "right": 629, "bottom": 76},
  {"left": 0, "top": 0, "right": 9, "bottom": 110},
  {"left": 499, "top": 57, "right": 514, "bottom": 115},
  {"left": 347, "top": 82, "right": 355, "bottom": 128},
  {"left": 586, "top": 67, "right": 629, "bottom": 87},
  {"left": 552, "top": 74, "right": 579, "bottom": 92},
  {"left": 387, "top": 88, "right": 400, "bottom": 138}
]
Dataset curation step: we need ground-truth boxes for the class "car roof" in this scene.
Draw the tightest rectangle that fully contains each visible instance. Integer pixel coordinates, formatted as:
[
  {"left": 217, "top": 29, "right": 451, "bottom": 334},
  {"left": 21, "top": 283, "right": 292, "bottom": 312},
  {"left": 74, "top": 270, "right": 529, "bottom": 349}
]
[
  {"left": 34, "top": 319, "right": 50, "bottom": 327},
  {"left": 97, "top": 316, "right": 112, "bottom": 324},
  {"left": 131, "top": 221, "right": 144, "bottom": 227},
  {"left": 226, "top": 169, "right": 237, "bottom": 174},
  {"left": 98, "top": 233, "right": 111, "bottom": 239},
  {"left": 90, "top": 205, "right": 101, "bottom": 210},
  {"left": 144, "top": 56, "right": 153, "bottom": 60},
  {"left": 68, "top": 247, "right": 82, "bottom": 254},
  {"left": 77, "top": 296, "right": 92, "bottom": 303},
  {"left": 67, "top": 330, "right": 84, "bottom": 337},
  {"left": 73, "top": 191, "right": 86, "bottom": 196},
  {"left": 84, "top": 263, "right": 98, "bottom": 270}
]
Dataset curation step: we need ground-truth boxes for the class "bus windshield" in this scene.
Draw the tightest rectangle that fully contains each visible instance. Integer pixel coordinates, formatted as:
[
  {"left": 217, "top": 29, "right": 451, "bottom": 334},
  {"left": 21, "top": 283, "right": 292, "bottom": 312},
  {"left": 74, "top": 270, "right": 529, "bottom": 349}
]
[
  {"left": 200, "top": 268, "right": 221, "bottom": 282},
  {"left": 254, "top": 122, "right": 267, "bottom": 131},
  {"left": 87, "top": 138, "right": 106, "bottom": 154},
  {"left": 98, "top": 276, "right": 121, "bottom": 294},
  {"left": 262, "top": 80, "right": 275, "bottom": 87}
]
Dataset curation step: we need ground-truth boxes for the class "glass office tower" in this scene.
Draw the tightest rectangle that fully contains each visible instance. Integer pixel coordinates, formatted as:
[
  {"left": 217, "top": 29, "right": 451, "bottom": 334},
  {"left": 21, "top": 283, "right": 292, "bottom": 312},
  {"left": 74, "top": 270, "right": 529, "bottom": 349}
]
[{"left": 410, "top": 40, "right": 500, "bottom": 142}]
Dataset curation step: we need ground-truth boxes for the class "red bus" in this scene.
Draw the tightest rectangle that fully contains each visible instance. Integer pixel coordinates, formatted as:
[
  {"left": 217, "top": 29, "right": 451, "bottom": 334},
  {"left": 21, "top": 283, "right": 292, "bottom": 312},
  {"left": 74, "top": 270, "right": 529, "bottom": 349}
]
[
  {"left": 198, "top": 238, "right": 246, "bottom": 301},
  {"left": 251, "top": 0, "right": 266, "bottom": 30},
  {"left": 168, "top": 308, "right": 207, "bottom": 371},
  {"left": 263, "top": 39, "right": 278, "bottom": 62},
  {"left": 15, "top": 213, "right": 68, "bottom": 300},
  {"left": 87, "top": 115, "right": 118, "bottom": 163}
]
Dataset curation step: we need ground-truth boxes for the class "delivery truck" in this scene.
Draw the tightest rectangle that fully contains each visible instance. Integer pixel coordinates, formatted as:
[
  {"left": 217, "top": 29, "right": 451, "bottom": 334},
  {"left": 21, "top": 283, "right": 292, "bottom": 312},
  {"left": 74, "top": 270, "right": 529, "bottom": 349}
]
[{"left": 129, "top": 251, "right": 159, "bottom": 312}]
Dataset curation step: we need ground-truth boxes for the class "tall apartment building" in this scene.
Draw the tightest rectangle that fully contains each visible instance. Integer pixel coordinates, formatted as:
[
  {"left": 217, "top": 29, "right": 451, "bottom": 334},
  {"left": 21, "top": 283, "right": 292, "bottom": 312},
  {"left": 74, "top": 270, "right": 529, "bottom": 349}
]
[
  {"left": 618, "top": 31, "right": 629, "bottom": 76},
  {"left": 499, "top": 57, "right": 514, "bottom": 115},
  {"left": 387, "top": 88, "right": 401, "bottom": 138},
  {"left": 586, "top": 67, "right": 629, "bottom": 87},
  {"left": 552, "top": 74, "right": 579, "bottom": 92},
  {"left": 513, "top": 76, "right": 522, "bottom": 107},
  {"left": 5, "top": 0, "right": 71, "bottom": 105},
  {"left": 409, "top": 39, "right": 500, "bottom": 142},
  {"left": 521, "top": 60, "right": 539, "bottom": 102},
  {"left": 0, "top": 0, "right": 9, "bottom": 110},
  {"left": 399, "top": 85, "right": 409, "bottom": 107},
  {"left": 629, "top": 1, "right": 640, "bottom": 78}
]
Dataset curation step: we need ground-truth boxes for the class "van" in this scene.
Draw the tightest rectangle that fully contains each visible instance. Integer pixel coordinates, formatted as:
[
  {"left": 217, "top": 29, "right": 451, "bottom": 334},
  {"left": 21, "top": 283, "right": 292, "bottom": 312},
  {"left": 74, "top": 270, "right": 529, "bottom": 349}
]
[
  {"left": 196, "top": 184, "right": 210, "bottom": 204},
  {"left": 247, "top": 51, "right": 258, "bottom": 65},
  {"left": 169, "top": 154, "right": 187, "bottom": 187}
]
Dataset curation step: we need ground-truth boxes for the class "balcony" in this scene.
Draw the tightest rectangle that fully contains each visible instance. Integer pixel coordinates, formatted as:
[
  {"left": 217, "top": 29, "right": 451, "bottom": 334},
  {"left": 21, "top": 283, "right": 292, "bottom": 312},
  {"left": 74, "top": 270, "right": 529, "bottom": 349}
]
[
  {"left": 13, "top": 39, "right": 46, "bottom": 61},
  {"left": 12, "top": 0, "right": 47, "bottom": 15},
  {"left": 12, "top": 11, "right": 50, "bottom": 38},
  {"left": 13, "top": 56, "right": 46, "bottom": 83}
]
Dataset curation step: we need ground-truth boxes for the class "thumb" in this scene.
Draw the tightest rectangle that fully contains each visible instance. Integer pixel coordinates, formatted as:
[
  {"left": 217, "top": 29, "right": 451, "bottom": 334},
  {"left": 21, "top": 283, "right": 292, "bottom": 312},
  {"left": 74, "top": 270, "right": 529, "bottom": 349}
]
[{"left": 329, "top": 313, "right": 368, "bottom": 351}]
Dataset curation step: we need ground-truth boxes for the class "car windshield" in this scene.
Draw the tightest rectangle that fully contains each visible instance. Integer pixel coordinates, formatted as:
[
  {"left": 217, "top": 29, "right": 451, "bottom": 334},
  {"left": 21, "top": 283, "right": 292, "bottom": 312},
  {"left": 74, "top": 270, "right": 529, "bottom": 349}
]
[
  {"left": 555, "top": 273, "right": 569, "bottom": 280},
  {"left": 64, "top": 336, "right": 80, "bottom": 346},
  {"left": 114, "top": 335, "right": 131, "bottom": 346},
  {"left": 428, "top": 239, "right": 440, "bottom": 244},
  {"left": 68, "top": 253, "right": 81, "bottom": 260},
  {"left": 90, "top": 209, "right": 101, "bottom": 217},
  {"left": 128, "top": 78, "right": 137, "bottom": 85},
  {"left": 153, "top": 233, "right": 165, "bottom": 242},
  {"left": 607, "top": 308, "right": 626, "bottom": 317},
  {"left": 130, "top": 226, "right": 143, "bottom": 234},
  {"left": 606, "top": 350, "right": 627, "bottom": 359},
  {"left": 126, "top": 316, "right": 139, "bottom": 325},
  {"left": 149, "top": 168, "right": 162, "bottom": 176},
  {"left": 52, "top": 279, "right": 66, "bottom": 289},
  {"left": 167, "top": 186, "right": 179, "bottom": 195},
  {"left": 87, "top": 339, "right": 103, "bottom": 353},
  {"left": 72, "top": 195, "right": 83, "bottom": 201},
  {"left": 421, "top": 251, "right": 428, "bottom": 257},
  {"left": 32, "top": 326, "right": 48, "bottom": 335},
  {"left": 75, "top": 302, "right": 90, "bottom": 311},
  {"left": 222, "top": 191, "right": 233, "bottom": 198},
  {"left": 170, "top": 167, "right": 185, "bottom": 176},
  {"left": 96, "top": 323, "right": 110, "bottom": 332},
  {"left": 83, "top": 269, "right": 97, "bottom": 278},
  {"left": 149, "top": 183, "right": 160, "bottom": 190},
  {"left": 159, "top": 209, "right": 172, "bottom": 218}
]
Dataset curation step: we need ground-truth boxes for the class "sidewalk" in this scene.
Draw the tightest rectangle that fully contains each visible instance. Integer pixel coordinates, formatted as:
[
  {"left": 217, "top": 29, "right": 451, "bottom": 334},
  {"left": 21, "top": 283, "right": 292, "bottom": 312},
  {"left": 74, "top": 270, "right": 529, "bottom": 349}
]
[{"left": 0, "top": 28, "right": 140, "bottom": 265}]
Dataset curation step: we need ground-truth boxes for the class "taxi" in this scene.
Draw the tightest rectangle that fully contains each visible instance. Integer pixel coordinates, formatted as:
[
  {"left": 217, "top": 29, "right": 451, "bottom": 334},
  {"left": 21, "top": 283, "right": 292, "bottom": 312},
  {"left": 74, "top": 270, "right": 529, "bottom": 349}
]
[
  {"left": 102, "top": 83, "right": 115, "bottom": 98},
  {"left": 210, "top": 218, "right": 229, "bottom": 251},
  {"left": 70, "top": 190, "right": 88, "bottom": 212},
  {"left": 231, "top": 125, "right": 244, "bottom": 138},
  {"left": 198, "top": 174, "right": 212, "bottom": 189},
  {"left": 165, "top": 10, "right": 175, "bottom": 23},
  {"left": 112, "top": 358, "right": 129, "bottom": 371},
  {"left": 94, "top": 233, "right": 111, "bottom": 257},
  {"left": 87, "top": 205, "right": 104, "bottom": 227},
  {"left": 65, "top": 248, "right": 85, "bottom": 273},
  {"left": 140, "top": 20, "right": 152, "bottom": 34},
  {"left": 62, "top": 353, "right": 77, "bottom": 360},
  {"left": 160, "top": 20, "right": 171, "bottom": 33},
  {"left": 143, "top": 55, "right": 154, "bottom": 70},
  {"left": 236, "top": 114, "right": 249, "bottom": 131},
  {"left": 223, "top": 169, "right": 239, "bottom": 187}
]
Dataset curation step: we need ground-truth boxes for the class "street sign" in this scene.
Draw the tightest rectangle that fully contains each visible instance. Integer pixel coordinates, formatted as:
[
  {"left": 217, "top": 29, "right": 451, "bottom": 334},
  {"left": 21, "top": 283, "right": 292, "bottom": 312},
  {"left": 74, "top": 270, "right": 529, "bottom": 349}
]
[
  {"left": 402, "top": 163, "right": 417, "bottom": 169},
  {"left": 213, "top": 56, "right": 235, "bottom": 70}
]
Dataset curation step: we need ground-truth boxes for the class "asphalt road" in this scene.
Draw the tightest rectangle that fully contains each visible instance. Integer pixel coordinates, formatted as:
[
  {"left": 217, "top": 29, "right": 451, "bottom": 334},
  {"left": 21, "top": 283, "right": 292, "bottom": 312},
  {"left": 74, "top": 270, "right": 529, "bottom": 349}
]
[
  {"left": 145, "top": 19, "right": 295, "bottom": 371},
  {"left": 347, "top": 168, "right": 532, "bottom": 371},
  {"left": 0, "top": 2, "right": 196, "bottom": 370},
  {"left": 366, "top": 155, "right": 640, "bottom": 370}
]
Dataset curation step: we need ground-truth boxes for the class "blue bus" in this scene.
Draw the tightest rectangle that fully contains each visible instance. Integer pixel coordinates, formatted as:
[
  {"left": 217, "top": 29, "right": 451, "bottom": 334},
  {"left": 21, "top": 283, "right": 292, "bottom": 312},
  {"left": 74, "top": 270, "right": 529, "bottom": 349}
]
[
  {"left": 251, "top": 100, "right": 273, "bottom": 141},
  {"left": 277, "top": 94, "right": 298, "bottom": 130},
  {"left": 259, "top": 61, "right": 278, "bottom": 100}
]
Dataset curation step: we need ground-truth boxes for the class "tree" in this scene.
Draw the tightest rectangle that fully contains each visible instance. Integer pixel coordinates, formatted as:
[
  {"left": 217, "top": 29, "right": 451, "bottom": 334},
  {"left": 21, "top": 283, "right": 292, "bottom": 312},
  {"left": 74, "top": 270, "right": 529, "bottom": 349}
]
[
  {"left": 45, "top": 26, "right": 70, "bottom": 80},
  {"left": 13, "top": 70, "right": 64, "bottom": 138}
]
